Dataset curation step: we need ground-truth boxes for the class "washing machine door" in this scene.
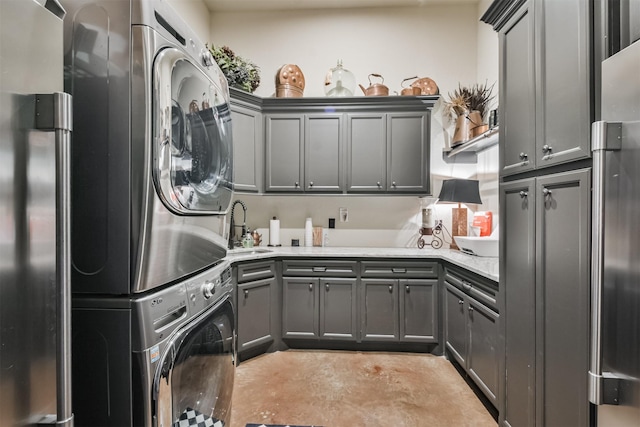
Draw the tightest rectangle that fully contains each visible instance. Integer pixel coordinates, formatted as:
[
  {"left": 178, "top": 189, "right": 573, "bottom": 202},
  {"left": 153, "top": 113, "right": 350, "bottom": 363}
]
[
  {"left": 155, "top": 297, "right": 235, "bottom": 427},
  {"left": 154, "top": 47, "right": 233, "bottom": 215}
]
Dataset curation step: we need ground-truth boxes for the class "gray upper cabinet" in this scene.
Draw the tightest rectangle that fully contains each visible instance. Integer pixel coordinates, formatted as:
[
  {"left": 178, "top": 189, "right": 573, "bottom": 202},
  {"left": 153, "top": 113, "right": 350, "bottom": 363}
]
[
  {"left": 535, "top": 0, "right": 591, "bottom": 168},
  {"left": 346, "top": 113, "right": 386, "bottom": 192},
  {"left": 230, "top": 90, "right": 263, "bottom": 192},
  {"left": 387, "top": 112, "right": 429, "bottom": 192},
  {"left": 265, "top": 114, "right": 304, "bottom": 192},
  {"left": 305, "top": 114, "right": 344, "bottom": 192},
  {"left": 499, "top": 2, "right": 536, "bottom": 175},
  {"left": 490, "top": 0, "right": 592, "bottom": 177}
]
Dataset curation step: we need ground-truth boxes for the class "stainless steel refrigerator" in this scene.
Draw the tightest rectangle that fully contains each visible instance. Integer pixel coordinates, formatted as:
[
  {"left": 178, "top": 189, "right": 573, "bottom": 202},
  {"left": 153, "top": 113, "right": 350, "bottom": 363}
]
[
  {"left": 590, "top": 39, "right": 640, "bottom": 426},
  {"left": 0, "top": 0, "right": 74, "bottom": 426}
]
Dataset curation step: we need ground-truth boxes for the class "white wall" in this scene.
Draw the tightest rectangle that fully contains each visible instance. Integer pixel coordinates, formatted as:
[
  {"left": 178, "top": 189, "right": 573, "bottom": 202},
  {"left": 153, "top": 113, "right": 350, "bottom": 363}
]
[{"left": 207, "top": 3, "right": 499, "bottom": 248}]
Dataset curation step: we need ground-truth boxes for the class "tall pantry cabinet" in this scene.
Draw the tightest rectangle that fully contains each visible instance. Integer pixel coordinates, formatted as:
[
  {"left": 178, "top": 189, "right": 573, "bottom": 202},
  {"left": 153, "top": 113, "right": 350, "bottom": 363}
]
[{"left": 482, "top": 0, "right": 593, "bottom": 426}]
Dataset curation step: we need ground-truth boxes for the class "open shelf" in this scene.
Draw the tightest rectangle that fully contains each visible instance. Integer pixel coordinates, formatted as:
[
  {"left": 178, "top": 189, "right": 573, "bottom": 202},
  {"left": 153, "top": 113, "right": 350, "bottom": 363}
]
[{"left": 443, "top": 126, "right": 499, "bottom": 158}]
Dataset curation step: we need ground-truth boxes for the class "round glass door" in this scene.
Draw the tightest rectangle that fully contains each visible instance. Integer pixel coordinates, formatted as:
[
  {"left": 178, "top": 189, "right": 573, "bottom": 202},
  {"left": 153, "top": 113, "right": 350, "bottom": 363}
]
[{"left": 154, "top": 48, "right": 233, "bottom": 214}]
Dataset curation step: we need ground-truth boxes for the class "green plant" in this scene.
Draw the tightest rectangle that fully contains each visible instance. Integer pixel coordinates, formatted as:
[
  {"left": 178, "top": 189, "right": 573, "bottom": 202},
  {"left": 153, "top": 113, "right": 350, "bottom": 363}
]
[
  {"left": 209, "top": 45, "right": 260, "bottom": 93},
  {"left": 443, "top": 82, "right": 495, "bottom": 123}
]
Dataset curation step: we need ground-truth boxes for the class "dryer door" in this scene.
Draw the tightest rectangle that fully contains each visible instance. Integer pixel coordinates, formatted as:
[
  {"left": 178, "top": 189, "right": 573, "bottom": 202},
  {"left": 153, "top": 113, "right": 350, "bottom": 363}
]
[{"left": 154, "top": 47, "right": 233, "bottom": 215}]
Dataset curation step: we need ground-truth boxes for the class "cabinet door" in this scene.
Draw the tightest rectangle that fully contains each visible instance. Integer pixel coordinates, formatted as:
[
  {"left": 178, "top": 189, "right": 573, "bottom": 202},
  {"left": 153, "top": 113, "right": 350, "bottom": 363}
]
[
  {"left": 387, "top": 112, "right": 429, "bottom": 192},
  {"left": 282, "top": 277, "right": 319, "bottom": 339},
  {"left": 265, "top": 115, "right": 304, "bottom": 192},
  {"left": 535, "top": 169, "right": 591, "bottom": 427},
  {"left": 467, "top": 297, "right": 499, "bottom": 408},
  {"left": 535, "top": 0, "right": 591, "bottom": 168},
  {"left": 445, "top": 283, "right": 467, "bottom": 367},
  {"left": 237, "top": 277, "right": 275, "bottom": 352},
  {"left": 501, "top": 178, "right": 536, "bottom": 427},
  {"left": 346, "top": 113, "right": 386, "bottom": 192},
  {"left": 231, "top": 103, "right": 262, "bottom": 192},
  {"left": 500, "top": 2, "right": 536, "bottom": 175},
  {"left": 360, "top": 278, "right": 399, "bottom": 341},
  {"left": 305, "top": 114, "right": 343, "bottom": 192},
  {"left": 319, "top": 278, "right": 357, "bottom": 341},
  {"left": 399, "top": 279, "right": 437, "bottom": 343}
]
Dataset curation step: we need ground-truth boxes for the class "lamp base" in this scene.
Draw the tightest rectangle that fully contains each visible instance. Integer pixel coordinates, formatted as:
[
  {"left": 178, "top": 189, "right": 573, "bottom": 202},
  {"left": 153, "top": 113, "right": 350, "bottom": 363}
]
[{"left": 451, "top": 205, "right": 468, "bottom": 250}]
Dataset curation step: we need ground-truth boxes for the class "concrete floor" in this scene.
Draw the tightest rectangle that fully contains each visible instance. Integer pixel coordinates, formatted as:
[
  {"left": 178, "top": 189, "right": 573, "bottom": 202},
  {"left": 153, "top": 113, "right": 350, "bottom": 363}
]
[{"left": 230, "top": 350, "right": 497, "bottom": 427}]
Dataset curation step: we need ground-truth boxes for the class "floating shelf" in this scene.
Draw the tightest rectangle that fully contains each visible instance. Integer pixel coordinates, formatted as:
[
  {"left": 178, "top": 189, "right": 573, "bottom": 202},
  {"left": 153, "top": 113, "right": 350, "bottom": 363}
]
[{"left": 443, "top": 126, "right": 499, "bottom": 158}]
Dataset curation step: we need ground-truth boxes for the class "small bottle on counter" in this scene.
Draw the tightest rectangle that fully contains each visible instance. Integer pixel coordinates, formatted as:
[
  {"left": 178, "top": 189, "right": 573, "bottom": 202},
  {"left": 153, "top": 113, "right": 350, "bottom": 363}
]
[
  {"left": 242, "top": 230, "right": 254, "bottom": 248},
  {"left": 304, "top": 217, "right": 313, "bottom": 247}
]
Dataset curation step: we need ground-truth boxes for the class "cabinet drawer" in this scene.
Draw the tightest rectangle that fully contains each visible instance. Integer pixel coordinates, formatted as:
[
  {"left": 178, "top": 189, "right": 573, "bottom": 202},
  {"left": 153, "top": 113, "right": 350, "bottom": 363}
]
[
  {"left": 444, "top": 266, "right": 498, "bottom": 311},
  {"left": 361, "top": 261, "right": 438, "bottom": 278},
  {"left": 237, "top": 260, "right": 276, "bottom": 283},
  {"left": 282, "top": 259, "right": 357, "bottom": 277}
]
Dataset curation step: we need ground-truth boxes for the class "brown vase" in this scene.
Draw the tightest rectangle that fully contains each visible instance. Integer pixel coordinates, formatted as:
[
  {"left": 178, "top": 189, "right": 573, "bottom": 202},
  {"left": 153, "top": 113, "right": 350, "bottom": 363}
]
[{"left": 452, "top": 115, "right": 471, "bottom": 146}]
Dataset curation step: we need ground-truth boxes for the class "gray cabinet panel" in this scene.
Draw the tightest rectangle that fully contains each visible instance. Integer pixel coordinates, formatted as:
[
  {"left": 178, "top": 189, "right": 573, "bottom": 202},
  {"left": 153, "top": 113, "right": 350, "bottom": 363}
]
[
  {"left": 361, "top": 260, "right": 438, "bottom": 278},
  {"left": 346, "top": 113, "right": 386, "bottom": 192},
  {"left": 387, "top": 112, "right": 429, "bottom": 192},
  {"left": 305, "top": 114, "right": 343, "bottom": 192},
  {"left": 468, "top": 298, "right": 499, "bottom": 407},
  {"left": 500, "top": 3, "right": 536, "bottom": 175},
  {"left": 231, "top": 104, "right": 262, "bottom": 192},
  {"left": 535, "top": 169, "right": 591, "bottom": 427},
  {"left": 265, "top": 115, "right": 304, "bottom": 192},
  {"left": 501, "top": 178, "right": 536, "bottom": 427},
  {"left": 319, "top": 278, "right": 357, "bottom": 340},
  {"left": 282, "top": 259, "right": 357, "bottom": 277},
  {"left": 282, "top": 277, "right": 319, "bottom": 339},
  {"left": 361, "top": 278, "right": 399, "bottom": 341},
  {"left": 400, "top": 279, "right": 437, "bottom": 343},
  {"left": 445, "top": 283, "right": 468, "bottom": 367},
  {"left": 237, "top": 260, "right": 277, "bottom": 283},
  {"left": 536, "top": 0, "right": 591, "bottom": 168},
  {"left": 237, "top": 278, "right": 275, "bottom": 352}
]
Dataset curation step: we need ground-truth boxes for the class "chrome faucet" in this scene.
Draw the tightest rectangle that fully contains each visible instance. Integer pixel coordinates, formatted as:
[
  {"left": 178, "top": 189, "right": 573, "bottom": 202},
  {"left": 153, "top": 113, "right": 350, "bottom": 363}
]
[{"left": 228, "top": 199, "right": 247, "bottom": 249}]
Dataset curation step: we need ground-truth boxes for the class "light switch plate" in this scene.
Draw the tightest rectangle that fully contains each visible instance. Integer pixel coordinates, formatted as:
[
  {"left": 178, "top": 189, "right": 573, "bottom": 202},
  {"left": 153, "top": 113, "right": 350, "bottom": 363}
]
[{"left": 339, "top": 207, "right": 348, "bottom": 222}]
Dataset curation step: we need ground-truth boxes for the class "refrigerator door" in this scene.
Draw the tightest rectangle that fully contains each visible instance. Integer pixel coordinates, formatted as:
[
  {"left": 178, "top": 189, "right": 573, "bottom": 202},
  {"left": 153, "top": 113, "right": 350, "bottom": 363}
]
[
  {"left": 0, "top": 1, "right": 73, "bottom": 426},
  {"left": 590, "top": 39, "right": 640, "bottom": 426}
]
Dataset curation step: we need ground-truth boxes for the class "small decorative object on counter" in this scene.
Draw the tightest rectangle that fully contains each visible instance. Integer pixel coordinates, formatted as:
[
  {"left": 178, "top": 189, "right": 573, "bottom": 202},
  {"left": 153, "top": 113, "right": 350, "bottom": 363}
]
[
  {"left": 251, "top": 230, "right": 262, "bottom": 246},
  {"left": 324, "top": 60, "right": 356, "bottom": 97},
  {"left": 418, "top": 220, "right": 453, "bottom": 250},
  {"left": 359, "top": 73, "right": 389, "bottom": 96},
  {"left": 304, "top": 217, "right": 313, "bottom": 247},
  {"left": 268, "top": 216, "right": 281, "bottom": 246},
  {"left": 472, "top": 211, "right": 493, "bottom": 237},
  {"left": 275, "top": 64, "right": 305, "bottom": 97},
  {"left": 312, "top": 227, "right": 324, "bottom": 246},
  {"left": 242, "top": 231, "right": 254, "bottom": 248}
]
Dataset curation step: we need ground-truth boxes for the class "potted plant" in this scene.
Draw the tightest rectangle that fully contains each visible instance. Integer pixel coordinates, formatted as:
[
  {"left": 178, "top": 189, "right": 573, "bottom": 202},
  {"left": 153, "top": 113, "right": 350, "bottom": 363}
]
[
  {"left": 443, "top": 82, "right": 495, "bottom": 145},
  {"left": 209, "top": 45, "right": 261, "bottom": 93}
]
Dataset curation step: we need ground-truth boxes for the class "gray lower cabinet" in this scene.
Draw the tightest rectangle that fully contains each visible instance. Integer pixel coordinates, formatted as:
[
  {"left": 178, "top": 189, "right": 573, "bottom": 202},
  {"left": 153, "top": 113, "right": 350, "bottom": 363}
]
[
  {"left": 499, "top": 168, "right": 591, "bottom": 427},
  {"left": 236, "top": 261, "right": 277, "bottom": 356},
  {"left": 282, "top": 277, "right": 357, "bottom": 341},
  {"left": 230, "top": 90, "right": 263, "bottom": 192},
  {"left": 360, "top": 261, "right": 438, "bottom": 343},
  {"left": 444, "top": 266, "right": 499, "bottom": 408}
]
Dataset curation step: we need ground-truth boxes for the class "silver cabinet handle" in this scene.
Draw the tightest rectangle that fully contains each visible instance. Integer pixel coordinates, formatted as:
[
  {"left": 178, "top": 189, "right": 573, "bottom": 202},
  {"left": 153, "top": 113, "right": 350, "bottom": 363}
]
[
  {"left": 542, "top": 144, "right": 553, "bottom": 153},
  {"left": 325, "top": 283, "right": 329, "bottom": 291},
  {"left": 309, "top": 181, "right": 314, "bottom": 188},
  {"left": 543, "top": 187, "right": 552, "bottom": 197},
  {"left": 377, "top": 181, "right": 382, "bottom": 188},
  {"left": 295, "top": 181, "right": 300, "bottom": 187},
  {"left": 458, "top": 299, "right": 464, "bottom": 305},
  {"left": 392, "top": 181, "right": 397, "bottom": 187},
  {"left": 519, "top": 190, "right": 528, "bottom": 198},
  {"left": 244, "top": 290, "right": 249, "bottom": 298},
  {"left": 388, "top": 285, "right": 393, "bottom": 293},
  {"left": 461, "top": 280, "right": 472, "bottom": 291},
  {"left": 468, "top": 306, "right": 474, "bottom": 312},
  {"left": 309, "top": 283, "right": 313, "bottom": 291},
  {"left": 519, "top": 152, "right": 528, "bottom": 160},
  {"left": 405, "top": 285, "right": 410, "bottom": 293}
]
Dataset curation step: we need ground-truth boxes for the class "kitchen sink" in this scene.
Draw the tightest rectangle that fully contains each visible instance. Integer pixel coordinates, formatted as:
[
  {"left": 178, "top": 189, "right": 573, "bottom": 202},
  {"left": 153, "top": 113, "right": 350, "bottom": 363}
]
[{"left": 453, "top": 236, "right": 498, "bottom": 257}]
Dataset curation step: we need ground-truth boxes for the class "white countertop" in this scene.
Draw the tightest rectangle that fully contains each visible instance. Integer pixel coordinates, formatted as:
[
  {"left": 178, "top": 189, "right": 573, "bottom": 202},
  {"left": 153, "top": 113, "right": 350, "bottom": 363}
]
[{"left": 225, "top": 246, "right": 499, "bottom": 282}]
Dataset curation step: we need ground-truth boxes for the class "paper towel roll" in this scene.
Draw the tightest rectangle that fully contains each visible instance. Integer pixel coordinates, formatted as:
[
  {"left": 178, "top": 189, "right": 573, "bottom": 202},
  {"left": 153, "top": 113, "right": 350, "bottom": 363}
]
[{"left": 269, "top": 217, "right": 280, "bottom": 246}]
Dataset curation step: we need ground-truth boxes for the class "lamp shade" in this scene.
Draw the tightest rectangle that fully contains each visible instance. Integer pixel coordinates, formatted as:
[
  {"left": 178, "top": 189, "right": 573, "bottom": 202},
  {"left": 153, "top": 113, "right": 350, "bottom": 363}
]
[{"left": 437, "top": 179, "right": 482, "bottom": 204}]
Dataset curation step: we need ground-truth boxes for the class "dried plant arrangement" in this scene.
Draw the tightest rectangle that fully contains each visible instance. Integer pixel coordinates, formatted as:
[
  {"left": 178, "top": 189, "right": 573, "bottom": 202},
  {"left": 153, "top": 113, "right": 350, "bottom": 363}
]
[
  {"left": 209, "top": 45, "right": 261, "bottom": 93},
  {"left": 443, "top": 81, "right": 496, "bottom": 123}
]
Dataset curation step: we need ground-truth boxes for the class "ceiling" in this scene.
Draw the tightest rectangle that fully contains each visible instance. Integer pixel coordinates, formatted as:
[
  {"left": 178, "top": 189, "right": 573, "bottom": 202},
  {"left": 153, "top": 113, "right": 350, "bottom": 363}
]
[{"left": 203, "top": 0, "right": 478, "bottom": 13}]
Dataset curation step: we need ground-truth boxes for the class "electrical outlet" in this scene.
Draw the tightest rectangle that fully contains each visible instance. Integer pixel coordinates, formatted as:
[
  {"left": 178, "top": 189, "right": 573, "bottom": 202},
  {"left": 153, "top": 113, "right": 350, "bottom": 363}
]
[{"left": 339, "top": 207, "right": 348, "bottom": 222}]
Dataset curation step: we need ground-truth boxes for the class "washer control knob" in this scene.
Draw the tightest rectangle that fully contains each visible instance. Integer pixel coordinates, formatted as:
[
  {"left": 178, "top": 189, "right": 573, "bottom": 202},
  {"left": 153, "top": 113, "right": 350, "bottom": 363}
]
[
  {"left": 202, "top": 280, "right": 215, "bottom": 299},
  {"left": 201, "top": 49, "right": 214, "bottom": 67}
]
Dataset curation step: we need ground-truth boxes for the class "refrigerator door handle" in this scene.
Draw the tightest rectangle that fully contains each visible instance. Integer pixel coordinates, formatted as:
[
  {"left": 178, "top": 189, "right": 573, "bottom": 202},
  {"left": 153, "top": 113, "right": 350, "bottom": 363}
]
[
  {"left": 589, "top": 120, "right": 622, "bottom": 406},
  {"left": 35, "top": 92, "right": 74, "bottom": 427}
]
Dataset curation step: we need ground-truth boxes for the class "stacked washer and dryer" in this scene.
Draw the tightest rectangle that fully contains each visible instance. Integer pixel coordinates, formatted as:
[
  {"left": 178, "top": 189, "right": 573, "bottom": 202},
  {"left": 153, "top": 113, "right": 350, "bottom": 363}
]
[{"left": 62, "top": 0, "right": 236, "bottom": 425}]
